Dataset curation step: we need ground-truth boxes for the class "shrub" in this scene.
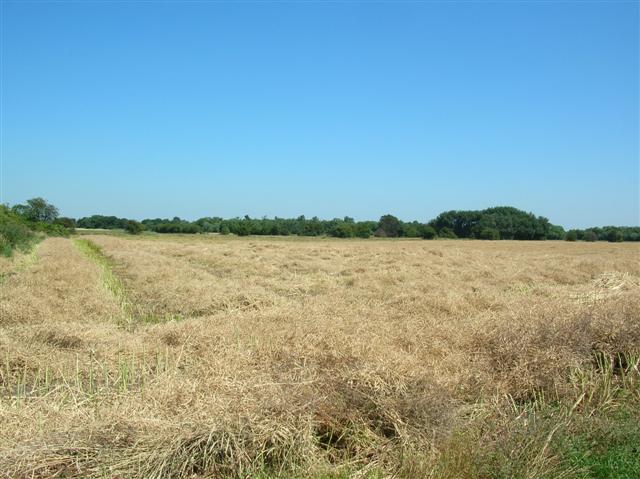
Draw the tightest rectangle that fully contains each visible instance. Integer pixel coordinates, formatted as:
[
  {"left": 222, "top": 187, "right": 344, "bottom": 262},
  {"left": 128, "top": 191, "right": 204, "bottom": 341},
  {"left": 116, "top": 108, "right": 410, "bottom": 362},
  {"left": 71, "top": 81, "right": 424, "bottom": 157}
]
[
  {"left": 54, "top": 217, "right": 76, "bottom": 231},
  {"left": 34, "top": 222, "right": 70, "bottom": 237},
  {"left": 438, "top": 227, "right": 457, "bottom": 239},
  {"left": 235, "top": 221, "right": 252, "bottom": 236},
  {"left": 422, "top": 225, "right": 437, "bottom": 240},
  {"left": 354, "top": 223, "right": 372, "bottom": 238},
  {"left": 565, "top": 230, "right": 578, "bottom": 241},
  {"left": 376, "top": 214, "right": 401, "bottom": 237},
  {"left": 0, "top": 205, "right": 36, "bottom": 256},
  {"left": 125, "top": 220, "right": 144, "bottom": 235},
  {"left": 546, "top": 224, "right": 566, "bottom": 240},
  {"left": 479, "top": 228, "right": 500, "bottom": 240},
  {"left": 584, "top": 231, "right": 598, "bottom": 242},
  {"left": 607, "top": 230, "right": 624, "bottom": 242},
  {"left": 331, "top": 223, "right": 355, "bottom": 238},
  {"left": 0, "top": 223, "right": 35, "bottom": 256},
  {"left": 401, "top": 222, "right": 422, "bottom": 238}
]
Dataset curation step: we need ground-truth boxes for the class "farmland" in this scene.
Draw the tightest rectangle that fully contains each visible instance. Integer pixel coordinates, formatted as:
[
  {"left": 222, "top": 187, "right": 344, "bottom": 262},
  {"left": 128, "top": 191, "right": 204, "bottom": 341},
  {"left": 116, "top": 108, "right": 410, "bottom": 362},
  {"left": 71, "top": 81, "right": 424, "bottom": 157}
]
[{"left": 1, "top": 234, "right": 639, "bottom": 478}]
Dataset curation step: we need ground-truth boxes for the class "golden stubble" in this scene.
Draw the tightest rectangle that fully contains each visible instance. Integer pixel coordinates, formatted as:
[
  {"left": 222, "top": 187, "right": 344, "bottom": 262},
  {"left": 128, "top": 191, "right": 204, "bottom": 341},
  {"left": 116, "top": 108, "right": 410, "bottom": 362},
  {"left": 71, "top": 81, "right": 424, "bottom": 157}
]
[{"left": 0, "top": 235, "right": 638, "bottom": 477}]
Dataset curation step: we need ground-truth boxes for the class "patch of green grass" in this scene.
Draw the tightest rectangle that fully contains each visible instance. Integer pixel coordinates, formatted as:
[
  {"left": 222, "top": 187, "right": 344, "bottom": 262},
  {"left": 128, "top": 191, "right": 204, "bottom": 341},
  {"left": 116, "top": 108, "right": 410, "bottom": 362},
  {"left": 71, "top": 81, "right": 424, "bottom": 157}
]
[
  {"left": 74, "top": 238, "right": 134, "bottom": 328},
  {"left": 422, "top": 353, "right": 640, "bottom": 479},
  {"left": 563, "top": 407, "right": 640, "bottom": 479},
  {"left": 74, "top": 239, "right": 127, "bottom": 300}
]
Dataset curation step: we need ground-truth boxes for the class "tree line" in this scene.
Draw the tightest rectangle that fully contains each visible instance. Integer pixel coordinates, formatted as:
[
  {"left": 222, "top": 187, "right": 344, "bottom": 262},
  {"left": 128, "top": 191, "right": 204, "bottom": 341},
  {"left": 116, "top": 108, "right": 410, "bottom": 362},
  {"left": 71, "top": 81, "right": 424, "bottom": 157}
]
[
  {"left": 74, "top": 205, "right": 638, "bottom": 242},
  {"left": 1, "top": 198, "right": 638, "bottom": 257}
]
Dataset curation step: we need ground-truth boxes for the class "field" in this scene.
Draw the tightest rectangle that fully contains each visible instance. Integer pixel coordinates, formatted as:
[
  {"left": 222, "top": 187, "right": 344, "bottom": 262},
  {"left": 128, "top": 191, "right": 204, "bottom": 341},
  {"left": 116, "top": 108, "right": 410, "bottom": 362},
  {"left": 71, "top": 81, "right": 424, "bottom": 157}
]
[{"left": 0, "top": 234, "right": 639, "bottom": 478}]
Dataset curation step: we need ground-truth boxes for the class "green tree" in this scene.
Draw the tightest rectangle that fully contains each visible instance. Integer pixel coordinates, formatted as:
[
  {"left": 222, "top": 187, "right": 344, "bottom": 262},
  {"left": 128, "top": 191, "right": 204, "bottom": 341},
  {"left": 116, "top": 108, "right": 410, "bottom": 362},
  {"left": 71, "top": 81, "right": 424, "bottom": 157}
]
[
  {"left": 438, "top": 227, "right": 457, "bottom": 239},
  {"left": 546, "top": 224, "right": 566, "bottom": 240},
  {"left": 125, "top": 220, "right": 144, "bottom": 235},
  {"left": 12, "top": 197, "right": 59, "bottom": 223},
  {"left": 401, "top": 221, "right": 423, "bottom": 238},
  {"left": 479, "top": 228, "right": 500, "bottom": 240},
  {"left": 607, "top": 229, "right": 624, "bottom": 242},
  {"left": 54, "top": 217, "right": 76, "bottom": 229},
  {"left": 584, "top": 230, "right": 598, "bottom": 242},
  {"left": 354, "top": 225, "right": 369, "bottom": 238},
  {"left": 422, "top": 225, "right": 437, "bottom": 240},
  {"left": 235, "top": 220, "right": 252, "bottom": 236},
  {"left": 376, "top": 214, "right": 401, "bottom": 237},
  {"left": 565, "top": 230, "right": 578, "bottom": 242},
  {"left": 331, "top": 222, "right": 355, "bottom": 238}
]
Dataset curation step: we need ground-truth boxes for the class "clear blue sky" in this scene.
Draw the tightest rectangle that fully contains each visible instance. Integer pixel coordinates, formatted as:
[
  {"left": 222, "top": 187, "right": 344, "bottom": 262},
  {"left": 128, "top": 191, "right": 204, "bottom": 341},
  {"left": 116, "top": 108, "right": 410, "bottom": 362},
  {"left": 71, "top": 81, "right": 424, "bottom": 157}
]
[{"left": 1, "top": 1, "right": 638, "bottom": 228}]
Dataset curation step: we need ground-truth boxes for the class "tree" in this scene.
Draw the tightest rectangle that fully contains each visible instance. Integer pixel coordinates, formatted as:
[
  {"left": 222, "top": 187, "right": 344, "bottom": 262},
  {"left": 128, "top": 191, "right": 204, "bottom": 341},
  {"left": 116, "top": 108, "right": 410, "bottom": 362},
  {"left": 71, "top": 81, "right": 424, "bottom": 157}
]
[
  {"left": 422, "top": 225, "right": 437, "bottom": 240},
  {"left": 12, "top": 197, "right": 59, "bottom": 223},
  {"left": 438, "top": 227, "right": 457, "bottom": 239},
  {"left": 584, "top": 230, "right": 598, "bottom": 242},
  {"left": 401, "top": 221, "right": 422, "bottom": 238},
  {"left": 428, "top": 206, "right": 557, "bottom": 240},
  {"left": 607, "top": 229, "right": 624, "bottom": 243},
  {"left": 354, "top": 222, "right": 372, "bottom": 238},
  {"left": 479, "top": 228, "right": 500, "bottom": 240},
  {"left": 546, "top": 224, "right": 566, "bottom": 240},
  {"left": 125, "top": 220, "right": 144, "bottom": 235},
  {"left": 331, "top": 222, "right": 355, "bottom": 238},
  {"left": 565, "top": 230, "right": 578, "bottom": 242},
  {"left": 235, "top": 220, "right": 252, "bottom": 236},
  {"left": 54, "top": 217, "right": 76, "bottom": 230},
  {"left": 376, "top": 214, "right": 401, "bottom": 237}
]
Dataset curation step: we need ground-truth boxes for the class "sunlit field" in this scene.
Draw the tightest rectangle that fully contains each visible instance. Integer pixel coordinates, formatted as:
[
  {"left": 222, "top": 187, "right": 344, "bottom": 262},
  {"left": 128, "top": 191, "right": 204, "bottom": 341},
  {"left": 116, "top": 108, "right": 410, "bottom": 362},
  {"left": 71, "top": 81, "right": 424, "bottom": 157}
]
[{"left": 1, "top": 234, "right": 638, "bottom": 478}]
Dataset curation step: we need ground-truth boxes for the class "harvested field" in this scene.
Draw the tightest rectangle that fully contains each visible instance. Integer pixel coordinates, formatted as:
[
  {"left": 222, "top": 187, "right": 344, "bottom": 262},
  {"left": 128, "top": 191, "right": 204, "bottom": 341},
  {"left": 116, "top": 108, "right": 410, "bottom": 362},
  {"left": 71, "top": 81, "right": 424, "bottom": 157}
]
[{"left": 1, "top": 235, "right": 639, "bottom": 478}]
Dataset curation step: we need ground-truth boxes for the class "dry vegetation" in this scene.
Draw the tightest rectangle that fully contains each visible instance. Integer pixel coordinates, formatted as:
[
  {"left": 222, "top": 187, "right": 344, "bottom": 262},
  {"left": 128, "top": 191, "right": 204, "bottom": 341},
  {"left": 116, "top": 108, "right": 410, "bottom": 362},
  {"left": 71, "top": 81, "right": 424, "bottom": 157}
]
[{"left": 0, "top": 234, "right": 639, "bottom": 478}]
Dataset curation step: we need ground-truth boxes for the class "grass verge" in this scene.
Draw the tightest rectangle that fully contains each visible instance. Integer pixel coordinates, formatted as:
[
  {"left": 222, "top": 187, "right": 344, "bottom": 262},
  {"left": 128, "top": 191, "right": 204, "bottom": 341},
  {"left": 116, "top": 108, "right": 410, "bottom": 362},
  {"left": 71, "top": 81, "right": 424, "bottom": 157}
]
[{"left": 74, "top": 238, "right": 135, "bottom": 328}]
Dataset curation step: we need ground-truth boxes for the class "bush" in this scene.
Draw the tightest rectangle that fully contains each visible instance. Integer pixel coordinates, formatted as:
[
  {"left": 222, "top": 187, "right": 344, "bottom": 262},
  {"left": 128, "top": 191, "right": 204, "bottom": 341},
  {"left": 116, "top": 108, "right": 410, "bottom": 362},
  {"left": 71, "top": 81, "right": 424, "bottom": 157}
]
[
  {"left": 354, "top": 223, "right": 372, "bottom": 238},
  {"left": 438, "top": 227, "right": 457, "bottom": 239},
  {"left": 401, "top": 222, "right": 422, "bottom": 238},
  {"left": 565, "top": 230, "right": 578, "bottom": 242},
  {"left": 37, "top": 222, "right": 70, "bottom": 237},
  {"left": 584, "top": 231, "right": 598, "bottom": 242},
  {"left": 0, "top": 205, "right": 37, "bottom": 256},
  {"left": 54, "top": 217, "right": 76, "bottom": 231},
  {"left": 125, "top": 220, "right": 144, "bottom": 235},
  {"left": 375, "top": 214, "right": 401, "bottom": 237},
  {"left": 607, "top": 230, "right": 624, "bottom": 243},
  {"left": 546, "top": 224, "right": 566, "bottom": 240},
  {"left": 235, "top": 221, "right": 252, "bottom": 236},
  {"left": 422, "top": 225, "right": 437, "bottom": 240},
  {"left": 0, "top": 222, "right": 35, "bottom": 256},
  {"left": 331, "top": 223, "right": 355, "bottom": 238},
  {"left": 479, "top": 228, "right": 500, "bottom": 240}
]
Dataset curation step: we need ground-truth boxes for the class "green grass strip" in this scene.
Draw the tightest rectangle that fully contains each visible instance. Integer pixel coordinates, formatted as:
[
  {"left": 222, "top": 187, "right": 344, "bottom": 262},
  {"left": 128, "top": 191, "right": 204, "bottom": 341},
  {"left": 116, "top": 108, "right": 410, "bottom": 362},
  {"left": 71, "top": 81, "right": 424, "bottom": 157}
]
[
  {"left": 74, "top": 238, "right": 135, "bottom": 328},
  {"left": 73, "top": 238, "right": 182, "bottom": 328}
]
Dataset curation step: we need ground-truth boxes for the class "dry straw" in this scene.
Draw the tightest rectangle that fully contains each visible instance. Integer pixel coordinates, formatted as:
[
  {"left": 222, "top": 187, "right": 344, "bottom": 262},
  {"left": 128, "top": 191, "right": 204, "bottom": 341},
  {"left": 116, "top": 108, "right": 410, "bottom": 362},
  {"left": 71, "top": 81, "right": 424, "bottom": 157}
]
[{"left": 1, "top": 235, "right": 638, "bottom": 477}]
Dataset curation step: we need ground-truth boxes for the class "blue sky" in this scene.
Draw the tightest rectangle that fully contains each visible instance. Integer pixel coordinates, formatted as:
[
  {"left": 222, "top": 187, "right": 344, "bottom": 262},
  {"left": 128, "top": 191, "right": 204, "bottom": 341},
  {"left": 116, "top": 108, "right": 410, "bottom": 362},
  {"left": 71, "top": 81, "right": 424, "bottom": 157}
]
[{"left": 1, "top": 1, "right": 638, "bottom": 228}]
